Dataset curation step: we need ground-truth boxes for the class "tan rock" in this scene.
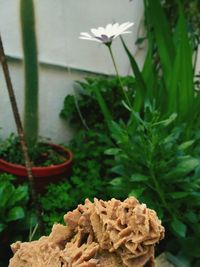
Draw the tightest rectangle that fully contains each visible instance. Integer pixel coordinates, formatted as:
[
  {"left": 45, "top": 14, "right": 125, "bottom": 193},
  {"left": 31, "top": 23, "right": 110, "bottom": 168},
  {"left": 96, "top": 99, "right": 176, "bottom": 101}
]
[{"left": 9, "top": 197, "right": 165, "bottom": 267}]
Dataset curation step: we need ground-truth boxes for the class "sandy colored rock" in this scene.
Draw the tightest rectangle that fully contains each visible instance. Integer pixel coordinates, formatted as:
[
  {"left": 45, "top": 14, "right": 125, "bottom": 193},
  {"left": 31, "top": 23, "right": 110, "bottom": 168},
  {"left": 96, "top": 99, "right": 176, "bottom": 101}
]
[{"left": 9, "top": 197, "right": 165, "bottom": 267}]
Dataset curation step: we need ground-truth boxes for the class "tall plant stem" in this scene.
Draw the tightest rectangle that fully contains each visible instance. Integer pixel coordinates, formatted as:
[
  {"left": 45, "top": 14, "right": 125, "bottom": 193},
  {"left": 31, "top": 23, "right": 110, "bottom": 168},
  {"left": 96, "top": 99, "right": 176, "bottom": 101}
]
[
  {"left": 0, "top": 35, "right": 43, "bottom": 234},
  {"left": 107, "top": 44, "right": 131, "bottom": 108},
  {"left": 20, "top": 0, "right": 38, "bottom": 150}
]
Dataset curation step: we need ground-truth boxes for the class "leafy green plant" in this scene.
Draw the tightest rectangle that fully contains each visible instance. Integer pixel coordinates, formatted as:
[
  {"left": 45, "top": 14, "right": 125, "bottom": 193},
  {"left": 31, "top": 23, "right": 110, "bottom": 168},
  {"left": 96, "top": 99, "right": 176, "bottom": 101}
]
[
  {"left": 39, "top": 182, "right": 73, "bottom": 234},
  {"left": 43, "top": 78, "right": 124, "bottom": 232},
  {"left": 0, "top": 173, "right": 29, "bottom": 233},
  {"left": 121, "top": 0, "right": 200, "bottom": 129},
  {"left": 68, "top": 125, "right": 114, "bottom": 200},
  {"left": 40, "top": 125, "right": 115, "bottom": 233},
  {"left": 60, "top": 75, "right": 134, "bottom": 129},
  {"left": 106, "top": 108, "right": 200, "bottom": 266},
  {"left": 0, "top": 133, "right": 23, "bottom": 165},
  {"left": 0, "top": 134, "right": 65, "bottom": 166},
  {"left": 0, "top": 173, "right": 39, "bottom": 267}
]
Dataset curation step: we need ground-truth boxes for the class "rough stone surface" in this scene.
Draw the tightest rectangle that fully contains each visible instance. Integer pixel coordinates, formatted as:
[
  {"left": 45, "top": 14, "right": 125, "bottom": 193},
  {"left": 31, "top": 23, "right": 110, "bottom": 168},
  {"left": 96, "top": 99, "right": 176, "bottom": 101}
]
[{"left": 9, "top": 197, "right": 165, "bottom": 267}]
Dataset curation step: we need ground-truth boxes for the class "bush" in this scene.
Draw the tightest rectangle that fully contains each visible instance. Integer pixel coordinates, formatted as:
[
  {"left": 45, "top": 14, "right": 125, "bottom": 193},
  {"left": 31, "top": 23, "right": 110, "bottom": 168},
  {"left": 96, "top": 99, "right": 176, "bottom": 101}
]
[
  {"left": 0, "top": 173, "right": 34, "bottom": 267},
  {"left": 106, "top": 108, "right": 200, "bottom": 265},
  {"left": 0, "top": 173, "right": 29, "bottom": 234}
]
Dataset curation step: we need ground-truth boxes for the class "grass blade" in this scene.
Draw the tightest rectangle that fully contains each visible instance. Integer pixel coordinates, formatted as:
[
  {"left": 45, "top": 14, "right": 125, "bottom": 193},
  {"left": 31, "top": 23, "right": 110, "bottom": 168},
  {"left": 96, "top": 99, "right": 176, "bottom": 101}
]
[
  {"left": 145, "top": 0, "right": 175, "bottom": 87},
  {"left": 168, "top": 9, "right": 194, "bottom": 121},
  {"left": 120, "top": 37, "right": 147, "bottom": 112}
]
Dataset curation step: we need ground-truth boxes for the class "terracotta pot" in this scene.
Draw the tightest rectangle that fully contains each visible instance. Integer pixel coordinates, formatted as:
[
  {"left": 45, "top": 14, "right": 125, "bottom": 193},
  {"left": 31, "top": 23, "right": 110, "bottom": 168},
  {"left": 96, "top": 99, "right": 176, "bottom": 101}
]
[{"left": 0, "top": 143, "right": 73, "bottom": 193}]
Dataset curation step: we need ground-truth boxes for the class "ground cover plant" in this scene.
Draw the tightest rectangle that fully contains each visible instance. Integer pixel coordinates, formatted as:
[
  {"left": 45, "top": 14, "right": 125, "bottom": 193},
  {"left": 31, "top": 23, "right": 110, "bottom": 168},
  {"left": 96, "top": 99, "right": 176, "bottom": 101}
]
[{"left": 0, "top": 173, "right": 36, "bottom": 266}]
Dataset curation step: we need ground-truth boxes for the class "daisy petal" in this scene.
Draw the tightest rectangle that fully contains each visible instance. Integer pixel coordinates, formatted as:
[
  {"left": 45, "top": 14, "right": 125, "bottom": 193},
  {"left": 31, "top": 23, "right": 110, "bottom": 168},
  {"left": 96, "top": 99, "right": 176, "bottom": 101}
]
[{"left": 80, "top": 22, "right": 134, "bottom": 45}]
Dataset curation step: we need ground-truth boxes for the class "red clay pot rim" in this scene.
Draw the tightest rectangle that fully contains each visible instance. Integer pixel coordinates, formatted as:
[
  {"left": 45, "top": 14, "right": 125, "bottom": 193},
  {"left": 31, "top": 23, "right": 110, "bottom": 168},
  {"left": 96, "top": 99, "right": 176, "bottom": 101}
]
[{"left": 0, "top": 143, "right": 73, "bottom": 172}]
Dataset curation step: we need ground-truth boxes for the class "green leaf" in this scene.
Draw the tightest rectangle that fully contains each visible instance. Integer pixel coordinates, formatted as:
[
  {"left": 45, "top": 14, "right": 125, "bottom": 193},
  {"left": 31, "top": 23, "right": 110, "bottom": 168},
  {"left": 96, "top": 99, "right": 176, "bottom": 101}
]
[
  {"left": 145, "top": 0, "right": 175, "bottom": 86},
  {"left": 168, "top": 11, "right": 194, "bottom": 121},
  {"left": 152, "top": 113, "right": 177, "bottom": 127},
  {"left": 120, "top": 37, "right": 147, "bottom": 112},
  {"left": 0, "top": 183, "right": 14, "bottom": 209},
  {"left": 165, "top": 158, "right": 199, "bottom": 179},
  {"left": 176, "top": 158, "right": 199, "bottom": 174},
  {"left": 8, "top": 185, "right": 29, "bottom": 207},
  {"left": 178, "top": 140, "right": 195, "bottom": 151},
  {"left": 0, "top": 223, "right": 6, "bottom": 233},
  {"left": 110, "top": 121, "right": 128, "bottom": 144},
  {"left": 110, "top": 165, "right": 124, "bottom": 175},
  {"left": 129, "top": 188, "right": 144, "bottom": 198},
  {"left": 109, "top": 177, "right": 122, "bottom": 186},
  {"left": 130, "top": 174, "right": 149, "bottom": 182},
  {"left": 60, "top": 95, "right": 76, "bottom": 119},
  {"left": 6, "top": 206, "right": 25, "bottom": 222},
  {"left": 184, "top": 211, "right": 198, "bottom": 224},
  {"left": 171, "top": 192, "right": 190, "bottom": 199},
  {"left": 171, "top": 218, "right": 187, "bottom": 237},
  {"left": 92, "top": 84, "right": 112, "bottom": 128},
  {"left": 142, "top": 27, "right": 156, "bottom": 102},
  {"left": 105, "top": 148, "right": 121, "bottom": 156}
]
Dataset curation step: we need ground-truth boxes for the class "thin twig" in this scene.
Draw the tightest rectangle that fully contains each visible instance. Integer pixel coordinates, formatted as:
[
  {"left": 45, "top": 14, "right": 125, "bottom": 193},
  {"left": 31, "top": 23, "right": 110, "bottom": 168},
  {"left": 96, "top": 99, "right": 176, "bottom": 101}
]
[{"left": 0, "top": 34, "right": 44, "bottom": 234}]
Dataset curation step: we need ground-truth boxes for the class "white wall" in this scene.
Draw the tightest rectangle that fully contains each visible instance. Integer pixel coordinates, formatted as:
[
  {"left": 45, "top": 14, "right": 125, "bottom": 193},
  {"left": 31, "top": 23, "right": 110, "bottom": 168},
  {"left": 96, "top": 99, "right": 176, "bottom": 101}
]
[{"left": 0, "top": 0, "right": 145, "bottom": 143}]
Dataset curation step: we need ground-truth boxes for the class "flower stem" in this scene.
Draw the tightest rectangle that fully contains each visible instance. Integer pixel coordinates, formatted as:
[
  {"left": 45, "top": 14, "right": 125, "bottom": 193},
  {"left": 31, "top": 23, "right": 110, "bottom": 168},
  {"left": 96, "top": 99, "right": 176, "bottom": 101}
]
[{"left": 107, "top": 45, "right": 131, "bottom": 108}]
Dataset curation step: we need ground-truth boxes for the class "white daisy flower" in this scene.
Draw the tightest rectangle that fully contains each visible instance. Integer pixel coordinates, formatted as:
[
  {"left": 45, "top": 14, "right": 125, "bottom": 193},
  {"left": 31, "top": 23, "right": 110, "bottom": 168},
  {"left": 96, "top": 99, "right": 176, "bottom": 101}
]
[{"left": 80, "top": 22, "right": 134, "bottom": 45}]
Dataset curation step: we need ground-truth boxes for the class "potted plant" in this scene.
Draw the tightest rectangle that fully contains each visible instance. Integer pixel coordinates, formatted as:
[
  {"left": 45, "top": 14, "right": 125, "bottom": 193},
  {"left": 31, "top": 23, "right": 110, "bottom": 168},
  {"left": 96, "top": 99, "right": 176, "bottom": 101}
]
[{"left": 0, "top": 0, "right": 72, "bottom": 193}]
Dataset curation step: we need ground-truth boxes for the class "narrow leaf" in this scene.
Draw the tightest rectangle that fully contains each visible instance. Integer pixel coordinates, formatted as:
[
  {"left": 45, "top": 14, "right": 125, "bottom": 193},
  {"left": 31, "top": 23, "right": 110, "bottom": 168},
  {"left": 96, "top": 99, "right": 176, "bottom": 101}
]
[
  {"left": 130, "top": 174, "right": 149, "bottom": 182},
  {"left": 120, "top": 37, "right": 147, "bottom": 112},
  {"left": 171, "top": 218, "right": 187, "bottom": 237},
  {"left": 129, "top": 188, "right": 145, "bottom": 198},
  {"left": 145, "top": 0, "right": 175, "bottom": 85}
]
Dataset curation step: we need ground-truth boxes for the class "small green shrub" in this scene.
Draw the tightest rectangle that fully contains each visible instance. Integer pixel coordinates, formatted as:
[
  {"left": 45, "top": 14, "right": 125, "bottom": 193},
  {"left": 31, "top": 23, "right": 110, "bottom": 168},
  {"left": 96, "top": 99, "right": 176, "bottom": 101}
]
[
  {"left": 40, "top": 125, "right": 115, "bottom": 234},
  {"left": 0, "top": 173, "right": 38, "bottom": 266},
  {"left": 60, "top": 76, "right": 134, "bottom": 129},
  {"left": 0, "top": 173, "right": 29, "bottom": 233},
  {"left": 41, "top": 76, "right": 134, "bottom": 233},
  {"left": 0, "top": 134, "right": 65, "bottom": 166},
  {"left": 106, "top": 108, "right": 200, "bottom": 265},
  {"left": 39, "top": 182, "right": 73, "bottom": 234}
]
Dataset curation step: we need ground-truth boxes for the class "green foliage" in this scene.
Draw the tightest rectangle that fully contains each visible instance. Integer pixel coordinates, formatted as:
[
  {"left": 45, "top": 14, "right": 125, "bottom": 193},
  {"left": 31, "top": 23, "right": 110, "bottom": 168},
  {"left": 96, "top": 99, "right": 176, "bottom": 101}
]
[
  {"left": 0, "top": 134, "right": 65, "bottom": 166},
  {"left": 120, "top": 0, "right": 199, "bottom": 131},
  {"left": 20, "top": 0, "right": 39, "bottom": 150},
  {"left": 163, "top": 0, "right": 200, "bottom": 48},
  {"left": 0, "top": 173, "right": 29, "bottom": 233},
  {"left": 41, "top": 77, "right": 135, "bottom": 233},
  {"left": 60, "top": 76, "right": 134, "bottom": 129},
  {"left": 39, "top": 182, "right": 73, "bottom": 234},
  {"left": 106, "top": 108, "right": 200, "bottom": 265},
  {"left": 40, "top": 125, "right": 115, "bottom": 233},
  {"left": 68, "top": 125, "right": 114, "bottom": 200},
  {"left": 0, "top": 133, "right": 24, "bottom": 165},
  {"left": 0, "top": 174, "right": 38, "bottom": 267}
]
